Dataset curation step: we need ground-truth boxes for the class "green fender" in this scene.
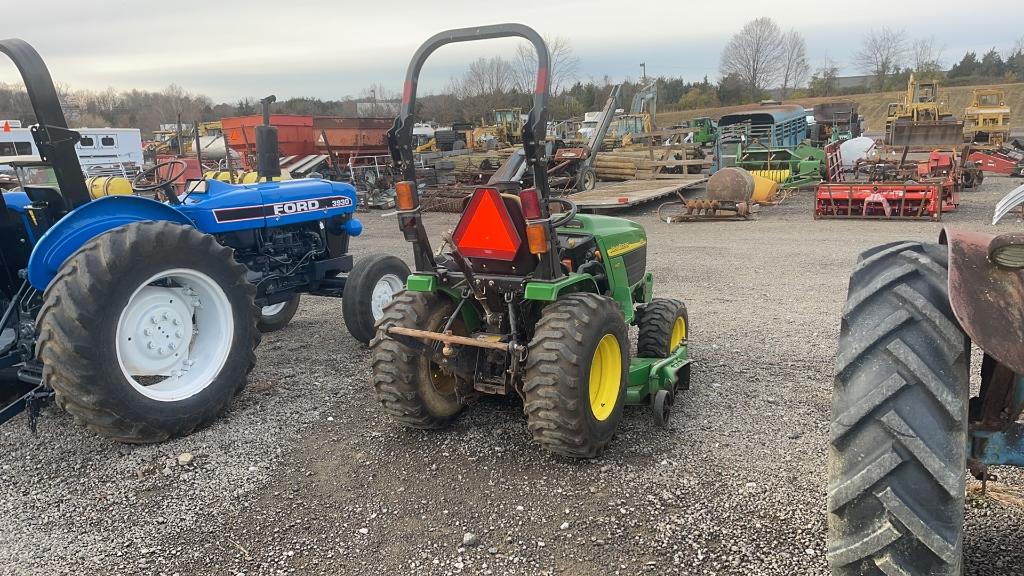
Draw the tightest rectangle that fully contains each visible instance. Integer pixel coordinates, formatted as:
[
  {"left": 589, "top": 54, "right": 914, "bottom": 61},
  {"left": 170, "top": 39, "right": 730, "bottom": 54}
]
[{"left": 524, "top": 273, "right": 601, "bottom": 302}]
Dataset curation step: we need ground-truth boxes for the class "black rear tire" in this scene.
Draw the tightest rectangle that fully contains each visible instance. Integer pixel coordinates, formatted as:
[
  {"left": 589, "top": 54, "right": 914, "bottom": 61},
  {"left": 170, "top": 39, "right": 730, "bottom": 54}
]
[
  {"left": 827, "top": 241, "right": 968, "bottom": 575},
  {"left": 342, "top": 253, "right": 410, "bottom": 345},
  {"left": 371, "top": 291, "right": 466, "bottom": 429},
  {"left": 523, "top": 293, "right": 628, "bottom": 458},
  {"left": 257, "top": 295, "right": 300, "bottom": 332},
  {"left": 637, "top": 298, "right": 688, "bottom": 358},
  {"left": 36, "top": 221, "right": 259, "bottom": 443}
]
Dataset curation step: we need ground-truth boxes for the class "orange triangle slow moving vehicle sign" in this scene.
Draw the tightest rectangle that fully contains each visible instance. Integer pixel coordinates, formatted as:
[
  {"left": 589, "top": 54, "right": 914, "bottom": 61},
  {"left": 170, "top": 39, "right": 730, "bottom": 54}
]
[{"left": 452, "top": 188, "right": 521, "bottom": 261}]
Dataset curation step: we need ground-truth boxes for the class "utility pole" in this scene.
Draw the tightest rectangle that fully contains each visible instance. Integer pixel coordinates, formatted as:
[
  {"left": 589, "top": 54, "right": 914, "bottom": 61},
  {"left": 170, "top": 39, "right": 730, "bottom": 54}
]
[{"left": 640, "top": 62, "right": 646, "bottom": 82}]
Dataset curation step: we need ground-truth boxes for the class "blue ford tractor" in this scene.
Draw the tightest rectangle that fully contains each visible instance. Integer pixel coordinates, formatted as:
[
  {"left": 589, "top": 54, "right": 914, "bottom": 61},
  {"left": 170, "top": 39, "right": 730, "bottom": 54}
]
[{"left": 0, "top": 39, "right": 408, "bottom": 442}]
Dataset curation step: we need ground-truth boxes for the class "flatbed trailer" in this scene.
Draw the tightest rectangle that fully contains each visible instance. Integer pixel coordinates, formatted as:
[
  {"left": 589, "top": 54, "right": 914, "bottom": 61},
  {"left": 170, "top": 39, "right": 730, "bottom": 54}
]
[{"left": 572, "top": 176, "right": 707, "bottom": 211}]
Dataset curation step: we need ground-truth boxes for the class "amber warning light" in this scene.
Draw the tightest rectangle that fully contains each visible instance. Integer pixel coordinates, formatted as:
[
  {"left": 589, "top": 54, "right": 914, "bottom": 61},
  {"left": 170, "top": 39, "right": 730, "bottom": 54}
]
[
  {"left": 452, "top": 188, "right": 521, "bottom": 261},
  {"left": 395, "top": 180, "right": 417, "bottom": 211}
]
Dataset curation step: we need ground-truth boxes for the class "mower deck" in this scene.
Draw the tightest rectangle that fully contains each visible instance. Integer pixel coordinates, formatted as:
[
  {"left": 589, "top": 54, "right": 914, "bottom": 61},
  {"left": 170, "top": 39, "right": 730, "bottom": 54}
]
[{"left": 626, "top": 347, "right": 690, "bottom": 404}]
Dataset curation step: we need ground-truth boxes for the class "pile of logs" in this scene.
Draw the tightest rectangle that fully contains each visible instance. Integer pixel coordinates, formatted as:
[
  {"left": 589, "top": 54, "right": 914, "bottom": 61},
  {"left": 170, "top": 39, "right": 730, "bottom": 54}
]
[{"left": 593, "top": 144, "right": 705, "bottom": 181}]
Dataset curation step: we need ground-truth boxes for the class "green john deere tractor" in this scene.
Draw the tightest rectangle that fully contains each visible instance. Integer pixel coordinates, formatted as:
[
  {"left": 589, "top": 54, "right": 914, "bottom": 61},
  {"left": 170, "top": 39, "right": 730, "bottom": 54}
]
[{"left": 371, "top": 24, "right": 691, "bottom": 458}]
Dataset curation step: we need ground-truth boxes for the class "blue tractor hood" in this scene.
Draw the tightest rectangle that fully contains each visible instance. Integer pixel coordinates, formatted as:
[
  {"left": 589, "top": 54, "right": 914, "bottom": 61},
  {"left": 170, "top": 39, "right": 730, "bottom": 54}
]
[{"left": 176, "top": 178, "right": 360, "bottom": 233}]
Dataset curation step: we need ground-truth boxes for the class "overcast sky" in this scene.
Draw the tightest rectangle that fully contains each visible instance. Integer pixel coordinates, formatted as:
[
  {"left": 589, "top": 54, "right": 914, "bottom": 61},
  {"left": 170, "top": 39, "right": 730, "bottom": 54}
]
[{"left": 1, "top": 0, "right": 1020, "bottom": 102}]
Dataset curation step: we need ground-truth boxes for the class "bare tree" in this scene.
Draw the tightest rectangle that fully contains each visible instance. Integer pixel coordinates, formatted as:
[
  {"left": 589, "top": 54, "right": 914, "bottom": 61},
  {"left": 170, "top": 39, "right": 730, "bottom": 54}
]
[
  {"left": 358, "top": 83, "right": 399, "bottom": 116},
  {"left": 779, "top": 30, "right": 810, "bottom": 98},
  {"left": 854, "top": 27, "right": 906, "bottom": 91},
  {"left": 157, "top": 84, "right": 210, "bottom": 125},
  {"left": 911, "top": 36, "right": 944, "bottom": 74},
  {"left": 457, "top": 57, "right": 515, "bottom": 97},
  {"left": 807, "top": 59, "right": 840, "bottom": 97},
  {"left": 1010, "top": 36, "right": 1024, "bottom": 57},
  {"left": 720, "top": 17, "right": 786, "bottom": 101},
  {"left": 510, "top": 35, "right": 580, "bottom": 94}
]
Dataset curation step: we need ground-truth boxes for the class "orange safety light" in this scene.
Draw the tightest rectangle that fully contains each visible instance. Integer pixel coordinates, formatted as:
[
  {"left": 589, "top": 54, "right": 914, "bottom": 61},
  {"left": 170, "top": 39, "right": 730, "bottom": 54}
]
[
  {"left": 526, "top": 223, "right": 549, "bottom": 255},
  {"left": 2, "top": 121, "right": 9, "bottom": 133},
  {"left": 395, "top": 180, "right": 417, "bottom": 211},
  {"left": 452, "top": 187, "right": 521, "bottom": 260}
]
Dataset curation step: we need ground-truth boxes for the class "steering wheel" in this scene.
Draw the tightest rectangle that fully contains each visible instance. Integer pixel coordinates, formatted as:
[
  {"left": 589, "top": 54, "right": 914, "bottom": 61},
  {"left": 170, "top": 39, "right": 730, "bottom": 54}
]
[
  {"left": 549, "top": 197, "right": 578, "bottom": 228},
  {"left": 133, "top": 160, "right": 188, "bottom": 201}
]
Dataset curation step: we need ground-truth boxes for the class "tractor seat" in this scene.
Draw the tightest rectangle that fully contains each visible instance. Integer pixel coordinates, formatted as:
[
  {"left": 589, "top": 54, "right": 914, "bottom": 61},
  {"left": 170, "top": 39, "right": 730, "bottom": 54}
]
[{"left": 23, "top": 186, "right": 70, "bottom": 221}]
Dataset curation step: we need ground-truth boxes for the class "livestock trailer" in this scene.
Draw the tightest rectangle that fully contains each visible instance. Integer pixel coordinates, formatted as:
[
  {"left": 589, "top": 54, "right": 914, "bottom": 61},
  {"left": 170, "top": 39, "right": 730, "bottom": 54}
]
[{"left": 712, "top": 103, "right": 808, "bottom": 172}]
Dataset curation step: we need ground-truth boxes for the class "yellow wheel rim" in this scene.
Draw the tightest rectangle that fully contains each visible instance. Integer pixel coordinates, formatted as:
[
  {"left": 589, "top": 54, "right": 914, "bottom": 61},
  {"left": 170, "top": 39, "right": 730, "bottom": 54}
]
[
  {"left": 589, "top": 334, "right": 622, "bottom": 421},
  {"left": 669, "top": 316, "right": 687, "bottom": 351}
]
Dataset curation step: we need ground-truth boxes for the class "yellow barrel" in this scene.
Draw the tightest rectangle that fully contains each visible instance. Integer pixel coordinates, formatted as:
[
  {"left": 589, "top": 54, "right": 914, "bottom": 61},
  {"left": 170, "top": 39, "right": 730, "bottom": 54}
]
[
  {"left": 750, "top": 173, "right": 780, "bottom": 204},
  {"left": 203, "top": 170, "right": 235, "bottom": 182},
  {"left": 239, "top": 170, "right": 291, "bottom": 183},
  {"left": 86, "top": 176, "right": 133, "bottom": 199},
  {"left": 750, "top": 169, "right": 791, "bottom": 183}
]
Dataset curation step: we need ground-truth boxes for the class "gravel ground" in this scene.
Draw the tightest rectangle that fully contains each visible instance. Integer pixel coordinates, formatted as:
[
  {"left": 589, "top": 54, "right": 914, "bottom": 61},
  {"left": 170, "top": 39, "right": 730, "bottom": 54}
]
[{"left": 2, "top": 177, "right": 1024, "bottom": 576}]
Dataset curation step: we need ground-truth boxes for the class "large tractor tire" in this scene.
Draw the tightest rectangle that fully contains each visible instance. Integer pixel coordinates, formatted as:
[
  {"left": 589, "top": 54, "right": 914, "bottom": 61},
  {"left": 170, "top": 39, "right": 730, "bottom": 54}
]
[
  {"left": 258, "top": 295, "right": 300, "bottom": 332},
  {"left": 523, "top": 293, "right": 628, "bottom": 458},
  {"left": 371, "top": 291, "right": 466, "bottom": 428},
  {"left": 637, "top": 298, "right": 688, "bottom": 358},
  {"left": 342, "top": 253, "right": 410, "bottom": 345},
  {"left": 36, "top": 221, "right": 259, "bottom": 443},
  {"left": 827, "top": 241, "right": 969, "bottom": 575}
]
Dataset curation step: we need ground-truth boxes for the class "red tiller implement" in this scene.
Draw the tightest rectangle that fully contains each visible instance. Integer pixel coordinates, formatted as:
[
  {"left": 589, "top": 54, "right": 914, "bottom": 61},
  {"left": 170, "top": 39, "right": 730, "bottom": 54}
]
[
  {"left": 815, "top": 145, "right": 961, "bottom": 221},
  {"left": 815, "top": 182, "right": 954, "bottom": 220}
]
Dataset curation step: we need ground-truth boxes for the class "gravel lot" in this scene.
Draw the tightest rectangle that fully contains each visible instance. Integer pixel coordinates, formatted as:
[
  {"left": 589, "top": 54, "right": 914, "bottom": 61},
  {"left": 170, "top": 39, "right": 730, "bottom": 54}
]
[{"left": 2, "top": 176, "right": 1023, "bottom": 576}]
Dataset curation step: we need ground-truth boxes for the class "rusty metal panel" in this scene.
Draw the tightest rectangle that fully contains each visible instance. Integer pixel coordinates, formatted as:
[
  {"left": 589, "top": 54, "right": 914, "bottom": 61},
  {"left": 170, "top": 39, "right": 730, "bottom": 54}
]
[{"left": 943, "top": 228, "right": 1024, "bottom": 375}]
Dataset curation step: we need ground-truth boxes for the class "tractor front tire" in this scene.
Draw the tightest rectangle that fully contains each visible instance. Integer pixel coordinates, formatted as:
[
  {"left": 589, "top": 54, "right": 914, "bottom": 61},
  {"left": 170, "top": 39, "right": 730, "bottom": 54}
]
[
  {"left": 36, "top": 221, "right": 259, "bottom": 443},
  {"left": 258, "top": 295, "right": 300, "bottom": 332},
  {"left": 342, "top": 253, "right": 410, "bottom": 345},
  {"left": 637, "top": 298, "right": 688, "bottom": 358},
  {"left": 371, "top": 291, "right": 466, "bottom": 429},
  {"left": 523, "top": 293, "right": 628, "bottom": 458},
  {"left": 827, "top": 241, "right": 968, "bottom": 575}
]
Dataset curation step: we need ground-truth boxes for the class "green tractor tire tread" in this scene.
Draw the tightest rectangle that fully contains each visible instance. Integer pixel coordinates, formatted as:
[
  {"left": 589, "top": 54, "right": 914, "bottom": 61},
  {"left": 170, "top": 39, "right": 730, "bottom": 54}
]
[
  {"left": 636, "top": 298, "right": 688, "bottom": 358},
  {"left": 370, "top": 291, "right": 461, "bottom": 429},
  {"left": 36, "top": 221, "right": 260, "bottom": 443},
  {"left": 523, "top": 293, "right": 628, "bottom": 458},
  {"left": 827, "top": 241, "right": 968, "bottom": 576}
]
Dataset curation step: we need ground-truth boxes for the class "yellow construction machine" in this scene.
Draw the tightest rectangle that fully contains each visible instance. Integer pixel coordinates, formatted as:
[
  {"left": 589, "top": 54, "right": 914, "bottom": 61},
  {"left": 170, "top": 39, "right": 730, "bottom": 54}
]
[
  {"left": 492, "top": 108, "right": 523, "bottom": 145},
  {"left": 884, "top": 75, "right": 964, "bottom": 146},
  {"left": 963, "top": 88, "right": 1011, "bottom": 146}
]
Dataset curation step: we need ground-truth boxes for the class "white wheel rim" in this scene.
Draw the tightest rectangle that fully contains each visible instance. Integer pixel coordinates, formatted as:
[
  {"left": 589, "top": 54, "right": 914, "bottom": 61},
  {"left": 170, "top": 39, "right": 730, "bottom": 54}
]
[
  {"left": 262, "top": 302, "right": 287, "bottom": 316},
  {"left": 115, "top": 268, "right": 234, "bottom": 402},
  {"left": 370, "top": 274, "right": 404, "bottom": 322}
]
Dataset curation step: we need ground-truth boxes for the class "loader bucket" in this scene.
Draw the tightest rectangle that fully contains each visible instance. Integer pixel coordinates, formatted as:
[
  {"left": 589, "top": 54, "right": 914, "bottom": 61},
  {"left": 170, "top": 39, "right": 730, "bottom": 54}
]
[{"left": 889, "top": 120, "right": 965, "bottom": 147}]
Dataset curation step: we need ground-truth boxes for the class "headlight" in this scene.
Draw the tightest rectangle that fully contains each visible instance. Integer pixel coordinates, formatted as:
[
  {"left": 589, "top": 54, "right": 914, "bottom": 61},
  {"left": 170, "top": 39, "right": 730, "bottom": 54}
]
[{"left": 989, "top": 233, "right": 1024, "bottom": 269}]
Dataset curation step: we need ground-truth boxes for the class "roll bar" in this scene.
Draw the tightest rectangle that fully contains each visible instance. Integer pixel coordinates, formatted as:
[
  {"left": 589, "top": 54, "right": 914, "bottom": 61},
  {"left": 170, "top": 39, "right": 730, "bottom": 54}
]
[
  {"left": 387, "top": 23, "right": 552, "bottom": 206},
  {"left": 0, "top": 39, "right": 90, "bottom": 209}
]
